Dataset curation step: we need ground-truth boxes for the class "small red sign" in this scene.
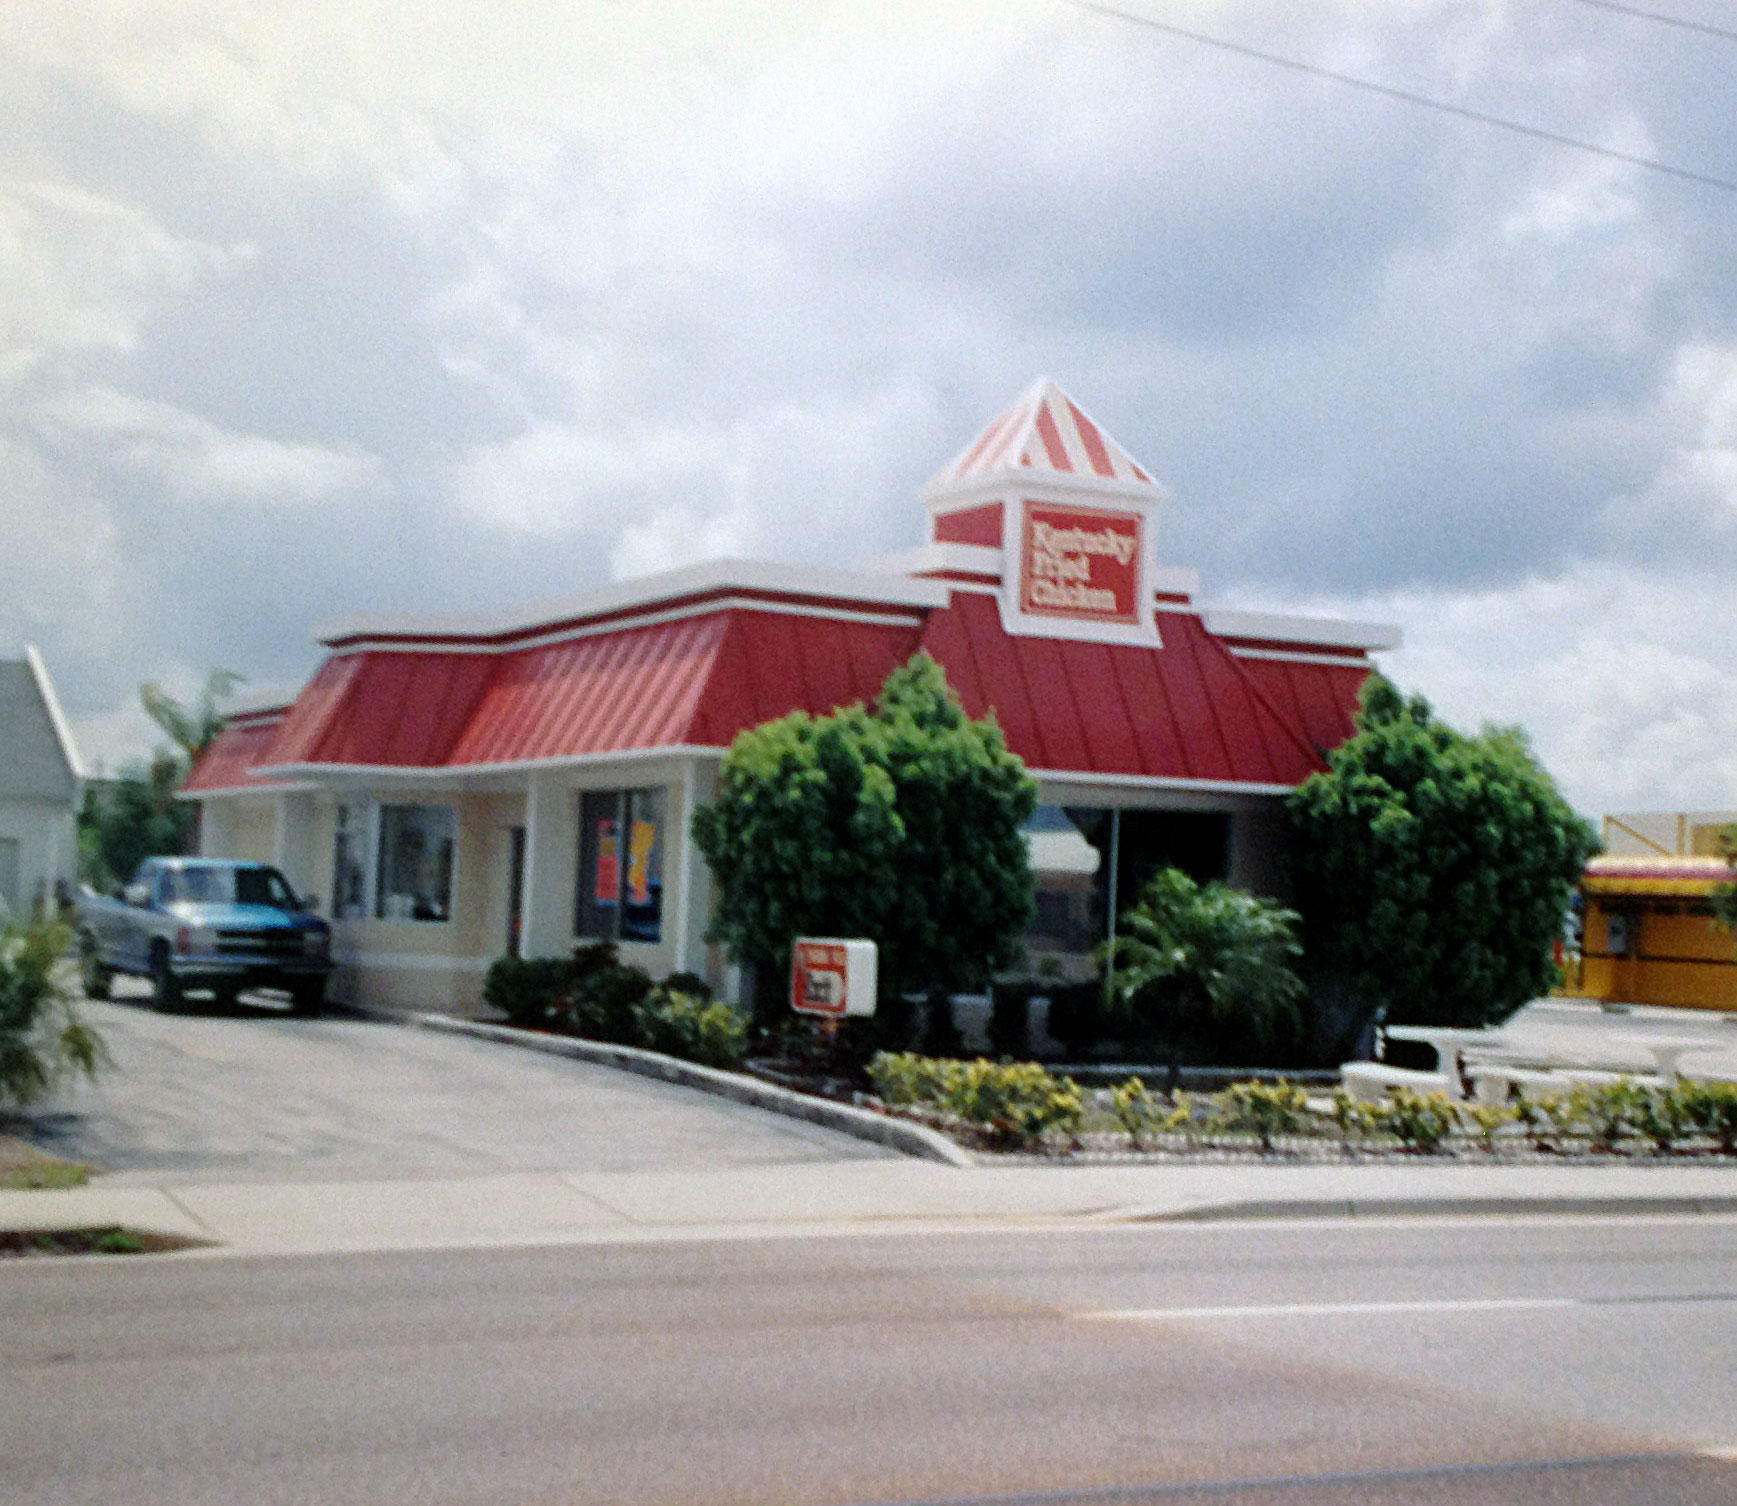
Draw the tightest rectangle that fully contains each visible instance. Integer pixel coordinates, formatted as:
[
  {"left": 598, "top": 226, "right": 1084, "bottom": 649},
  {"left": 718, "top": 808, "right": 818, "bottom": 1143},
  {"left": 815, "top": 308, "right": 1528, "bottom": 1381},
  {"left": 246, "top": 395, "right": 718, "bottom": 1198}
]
[
  {"left": 594, "top": 819, "right": 620, "bottom": 905},
  {"left": 1018, "top": 501, "right": 1142, "bottom": 625},
  {"left": 790, "top": 941, "right": 849, "bottom": 1016}
]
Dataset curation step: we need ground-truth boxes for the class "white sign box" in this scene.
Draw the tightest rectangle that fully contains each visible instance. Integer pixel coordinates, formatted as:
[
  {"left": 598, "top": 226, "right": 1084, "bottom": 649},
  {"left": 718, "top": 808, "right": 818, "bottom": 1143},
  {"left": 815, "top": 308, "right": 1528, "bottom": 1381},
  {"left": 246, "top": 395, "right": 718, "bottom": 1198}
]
[{"left": 789, "top": 938, "right": 878, "bottom": 1018}]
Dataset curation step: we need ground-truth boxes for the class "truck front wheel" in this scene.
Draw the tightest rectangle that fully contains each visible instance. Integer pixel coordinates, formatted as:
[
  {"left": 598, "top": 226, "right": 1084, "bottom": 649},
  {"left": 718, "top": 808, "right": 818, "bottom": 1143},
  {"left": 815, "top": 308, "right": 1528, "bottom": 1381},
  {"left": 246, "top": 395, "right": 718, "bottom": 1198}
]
[
  {"left": 289, "top": 979, "right": 325, "bottom": 1017},
  {"left": 150, "top": 945, "right": 182, "bottom": 1013}
]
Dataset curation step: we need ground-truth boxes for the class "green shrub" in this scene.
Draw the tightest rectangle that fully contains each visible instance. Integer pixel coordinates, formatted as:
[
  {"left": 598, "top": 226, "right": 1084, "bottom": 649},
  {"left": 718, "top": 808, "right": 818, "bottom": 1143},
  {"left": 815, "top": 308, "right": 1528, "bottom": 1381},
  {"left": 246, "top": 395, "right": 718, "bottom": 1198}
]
[
  {"left": 481, "top": 956, "right": 574, "bottom": 1029},
  {"left": 868, "top": 1051, "right": 955, "bottom": 1108},
  {"left": 564, "top": 956, "right": 654, "bottom": 1043},
  {"left": 868, "top": 1052, "right": 1082, "bottom": 1148},
  {"left": 1207, "top": 1080, "right": 1311, "bottom": 1151},
  {"left": 1328, "top": 1087, "right": 1380, "bottom": 1149},
  {"left": 1633, "top": 1082, "right": 1694, "bottom": 1154},
  {"left": 945, "top": 1059, "right": 1083, "bottom": 1148},
  {"left": 1111, "top": 1077, "right": 1189, "bottom": 1145},
  {"left": 1676, "top": 1079, "right": 1737, "bottom": 1154},
  {"left": 1509, "top": 1088, "right": 1579, "bottom": 1153},
  {"left": 1569, "top": 1080, "right": 1646, "bottom": 1153},
  {"left": 1458, "top": 1101, "right": 1511, "bottom": 1154},
  {"left": 0, "top": 921, "right": 107, "bottom": 1108},
  {"left": 659, "top": 970, "right": 715, "bottom": 1002},
  {"left": 631, "top": 990, "right": 748, "bottom": 1070},
  {"left": 1373, "top": 1088, "right": 1457, "bottom": 1153}
]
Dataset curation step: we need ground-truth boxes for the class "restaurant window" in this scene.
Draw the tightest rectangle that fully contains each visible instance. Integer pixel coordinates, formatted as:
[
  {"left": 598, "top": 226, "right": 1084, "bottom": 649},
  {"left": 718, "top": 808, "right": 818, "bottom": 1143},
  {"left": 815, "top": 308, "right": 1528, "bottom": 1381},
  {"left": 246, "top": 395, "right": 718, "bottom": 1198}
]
[
  {"left": 331, "top": 803, "right": 370, "bottom": 919},
  {"left": 375, "top": 804, "right": 456, "bottom": 922},
  {"left": 576, "top": 786, "right": 665, "bottom": 943}
]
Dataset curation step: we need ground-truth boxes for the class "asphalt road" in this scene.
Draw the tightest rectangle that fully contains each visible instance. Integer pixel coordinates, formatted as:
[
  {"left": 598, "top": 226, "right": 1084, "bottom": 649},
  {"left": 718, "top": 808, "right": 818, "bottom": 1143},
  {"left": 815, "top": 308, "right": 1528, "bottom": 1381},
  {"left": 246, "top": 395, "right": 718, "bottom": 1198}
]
[
  {"left": 4, "top": 1216, "right": 1736, "bottom": 1505},
  {"left": 24, "top": 984, "right": 888, "bottom": 1181}
]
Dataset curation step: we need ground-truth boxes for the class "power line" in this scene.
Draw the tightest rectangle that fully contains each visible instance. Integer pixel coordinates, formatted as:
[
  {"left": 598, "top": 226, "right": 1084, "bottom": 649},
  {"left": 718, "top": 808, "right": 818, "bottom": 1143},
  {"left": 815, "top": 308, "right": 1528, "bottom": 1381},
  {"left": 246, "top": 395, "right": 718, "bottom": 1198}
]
[
  {"left": 1565, "top": 0, "right": 1737, "bottom": 45},
  {"left": 1062, "top": 0, "right": 1737, "bottom": 196}
]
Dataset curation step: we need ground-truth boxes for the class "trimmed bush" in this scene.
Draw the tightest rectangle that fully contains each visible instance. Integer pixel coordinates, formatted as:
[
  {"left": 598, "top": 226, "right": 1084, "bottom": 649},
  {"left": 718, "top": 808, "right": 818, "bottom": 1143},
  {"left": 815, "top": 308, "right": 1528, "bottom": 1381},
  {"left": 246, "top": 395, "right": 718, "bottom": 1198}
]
[
  {"left": 1677, "top": 1079, "right": 1737, "bottom": 1154},
  {"left": 1206, "top": 1080, "right": 1311, "bottom": 1150},
  {"left": 868, "top": 1052, "right": 1083, "bottom": 1148},
  {"left": 481, "top": 956, "right": 573, "bottom": 1029},
  {"left": 563, "top": 954, "right": 654, "bottom": 1044},
  {"left": 1111, "top": 1077, "right": 1188, "bottom": 1146},
  {"left": 867, "top": 1051, "right": 954, "bottom": 1108},
  {"left": 1373, "top": 1088, "right": 1457, "bottom": 1153},
  {"left": 632, "top": 990, "right": 748, "bottom": 1070}
]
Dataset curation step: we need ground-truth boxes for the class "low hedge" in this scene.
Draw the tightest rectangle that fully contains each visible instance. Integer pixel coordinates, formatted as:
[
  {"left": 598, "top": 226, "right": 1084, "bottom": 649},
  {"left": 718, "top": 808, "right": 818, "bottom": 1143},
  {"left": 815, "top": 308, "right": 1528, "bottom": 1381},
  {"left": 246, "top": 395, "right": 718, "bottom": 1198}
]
[
  {"left": 866, "top": 1052, "right": 1737, "bottom": 1158},
  {"left": 869, "top": 1052, "right": 1083, "bottom": 1149},
  {"left": 481, "top": 947, "right": 743, "bottom": 1070}
]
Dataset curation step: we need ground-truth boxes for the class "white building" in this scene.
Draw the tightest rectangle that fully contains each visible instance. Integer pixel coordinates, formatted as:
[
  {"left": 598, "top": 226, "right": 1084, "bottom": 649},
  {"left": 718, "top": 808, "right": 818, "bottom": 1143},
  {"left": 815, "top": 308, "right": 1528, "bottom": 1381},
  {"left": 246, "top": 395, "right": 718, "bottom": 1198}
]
[{"left": 0, "top": 647, "right": 84, "bottom": 920}]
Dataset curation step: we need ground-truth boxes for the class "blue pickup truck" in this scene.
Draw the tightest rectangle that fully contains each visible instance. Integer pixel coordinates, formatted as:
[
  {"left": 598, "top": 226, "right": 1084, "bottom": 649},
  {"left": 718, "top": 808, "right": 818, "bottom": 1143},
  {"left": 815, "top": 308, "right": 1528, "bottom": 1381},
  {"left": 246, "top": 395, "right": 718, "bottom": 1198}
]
[{"left": 77, "top": 857, "right": 332, "bottom": 1014}]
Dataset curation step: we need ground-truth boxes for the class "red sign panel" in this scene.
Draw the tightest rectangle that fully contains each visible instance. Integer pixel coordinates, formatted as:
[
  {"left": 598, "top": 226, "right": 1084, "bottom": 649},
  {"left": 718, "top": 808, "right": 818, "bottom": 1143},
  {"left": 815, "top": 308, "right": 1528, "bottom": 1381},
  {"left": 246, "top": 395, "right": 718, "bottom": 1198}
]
[
  {"left": 790, "top": 940, "right": 849, "bottom": 1016},
  {"left": 593, "top": 818, "right": 620, "bottom": 905},
  {"left": 1018, "top": 501, "right": 1142, "bottom": 625}
]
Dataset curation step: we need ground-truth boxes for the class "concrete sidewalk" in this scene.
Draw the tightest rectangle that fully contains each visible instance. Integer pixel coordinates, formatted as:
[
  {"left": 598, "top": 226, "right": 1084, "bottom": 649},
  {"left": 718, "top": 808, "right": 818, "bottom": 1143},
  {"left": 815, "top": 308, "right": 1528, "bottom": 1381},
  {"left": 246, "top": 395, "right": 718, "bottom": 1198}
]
[{"left": 6, "top": 1157, "right": 1737, "bottom": 1259}]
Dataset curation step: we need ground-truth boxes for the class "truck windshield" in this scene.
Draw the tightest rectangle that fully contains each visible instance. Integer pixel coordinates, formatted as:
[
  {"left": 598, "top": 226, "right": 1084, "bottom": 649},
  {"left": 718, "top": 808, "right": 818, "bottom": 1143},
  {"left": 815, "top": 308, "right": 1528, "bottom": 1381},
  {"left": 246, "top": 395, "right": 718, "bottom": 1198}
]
[{"left": 162, "top": 866, "right": 299, "bottom": 909}]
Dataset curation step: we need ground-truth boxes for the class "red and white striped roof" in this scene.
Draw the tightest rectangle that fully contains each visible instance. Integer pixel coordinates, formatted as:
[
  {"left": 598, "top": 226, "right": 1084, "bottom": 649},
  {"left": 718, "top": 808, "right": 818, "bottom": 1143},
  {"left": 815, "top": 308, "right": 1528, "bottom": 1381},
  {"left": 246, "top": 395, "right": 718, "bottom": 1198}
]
[{"left": 925, "top": 378, "right": 1158, "bottom": 495}]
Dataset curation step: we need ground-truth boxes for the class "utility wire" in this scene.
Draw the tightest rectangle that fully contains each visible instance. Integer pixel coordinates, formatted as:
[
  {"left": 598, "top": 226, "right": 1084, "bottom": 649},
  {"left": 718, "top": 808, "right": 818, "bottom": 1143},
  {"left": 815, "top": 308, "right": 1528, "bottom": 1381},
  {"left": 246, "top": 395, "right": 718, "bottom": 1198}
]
[
  {"left": 1064, "top": 0, "right": 1737, "bottom": 196},
  {"left": 1565, "top": 0, "right": 1737, "bottom": 45}
]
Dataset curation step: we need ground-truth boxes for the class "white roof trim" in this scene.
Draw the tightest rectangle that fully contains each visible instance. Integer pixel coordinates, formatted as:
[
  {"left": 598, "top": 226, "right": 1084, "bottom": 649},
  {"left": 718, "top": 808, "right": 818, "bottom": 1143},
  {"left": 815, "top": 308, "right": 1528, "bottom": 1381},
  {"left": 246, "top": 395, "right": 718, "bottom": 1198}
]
[
  {"left": 245, "top": 747, "right": 1297, "bottom": 799},
  {"left": 869, "top": 542, "right": 1004, "bottom": 579},
  {"left": 1227, "top": 646, "right": 1376, "bottom": 669},
  {"left": 178, "top": 780, "right": 324, "bottom": 802},
  {"left": 224, "top": 685, "right": 301, "bottom": 719},
  {"left": 1201, "top": 608, "right": 1401, "bottom": 652},
  {"left": 1032, "top": 768, "right": 1298, "bottom": 797},
  {"left": 313, "top": 557, "right": 949, "bottom": 646},
  {"left": 251, "top": 744, "right": 730, "bottom": 782},
  {"left": 325, "top": 593, "right": 928, "bottom": 659},
  {"left": 24, "top": 644, "right": 84, "bottom": 782}
]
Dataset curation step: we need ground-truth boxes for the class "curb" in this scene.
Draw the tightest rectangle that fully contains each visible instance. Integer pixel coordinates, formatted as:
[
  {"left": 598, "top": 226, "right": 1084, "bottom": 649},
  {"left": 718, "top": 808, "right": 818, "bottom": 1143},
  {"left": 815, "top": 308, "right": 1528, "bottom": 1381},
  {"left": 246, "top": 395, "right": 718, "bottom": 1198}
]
[
  {"left": 343, "top": 1007, "right": 973, "bottom": 1167},
  {"left": 1108, "top": 1195, "right": 1737, "bottom": 1223}
]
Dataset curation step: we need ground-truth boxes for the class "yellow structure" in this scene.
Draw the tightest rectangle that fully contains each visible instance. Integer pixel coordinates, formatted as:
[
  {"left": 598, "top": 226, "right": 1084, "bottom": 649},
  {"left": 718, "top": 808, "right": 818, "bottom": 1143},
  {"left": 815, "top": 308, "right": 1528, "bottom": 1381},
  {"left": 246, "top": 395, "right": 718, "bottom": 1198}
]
[{"left": 1564, "top": 854, "right": 1737, "bottom": 1012}]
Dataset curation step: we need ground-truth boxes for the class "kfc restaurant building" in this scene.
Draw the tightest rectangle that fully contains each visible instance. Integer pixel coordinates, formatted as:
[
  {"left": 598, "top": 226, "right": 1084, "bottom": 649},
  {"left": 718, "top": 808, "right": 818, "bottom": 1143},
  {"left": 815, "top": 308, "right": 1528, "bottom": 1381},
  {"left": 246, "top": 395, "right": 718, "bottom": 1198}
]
[{"left": 186, "top": 381, "right": 1397, "bottom": 1013}]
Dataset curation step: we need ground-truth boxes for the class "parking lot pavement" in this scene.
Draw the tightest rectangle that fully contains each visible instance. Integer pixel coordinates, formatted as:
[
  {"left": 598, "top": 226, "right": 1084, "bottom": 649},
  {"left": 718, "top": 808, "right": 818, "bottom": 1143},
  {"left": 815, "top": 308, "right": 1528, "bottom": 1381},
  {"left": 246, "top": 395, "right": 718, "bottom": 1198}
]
[{"left": 24, "top": 982, "right": 891, "bottom": 1185}]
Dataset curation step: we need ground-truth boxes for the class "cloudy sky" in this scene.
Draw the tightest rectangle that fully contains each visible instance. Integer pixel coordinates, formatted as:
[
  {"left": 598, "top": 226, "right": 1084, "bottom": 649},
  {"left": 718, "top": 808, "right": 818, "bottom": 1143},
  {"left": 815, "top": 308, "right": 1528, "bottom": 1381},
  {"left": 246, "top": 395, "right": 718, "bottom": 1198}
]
[{"left": 4, "top": 0, "right": 1734, "bottom": 818}]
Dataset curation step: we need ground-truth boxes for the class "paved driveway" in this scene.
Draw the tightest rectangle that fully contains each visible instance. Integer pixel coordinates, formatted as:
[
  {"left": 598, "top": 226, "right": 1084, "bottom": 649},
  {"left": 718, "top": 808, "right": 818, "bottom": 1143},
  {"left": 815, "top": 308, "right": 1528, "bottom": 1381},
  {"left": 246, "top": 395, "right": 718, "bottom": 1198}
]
[{"left": 27, "top": 982, "right": 889, "bottom": 1184}]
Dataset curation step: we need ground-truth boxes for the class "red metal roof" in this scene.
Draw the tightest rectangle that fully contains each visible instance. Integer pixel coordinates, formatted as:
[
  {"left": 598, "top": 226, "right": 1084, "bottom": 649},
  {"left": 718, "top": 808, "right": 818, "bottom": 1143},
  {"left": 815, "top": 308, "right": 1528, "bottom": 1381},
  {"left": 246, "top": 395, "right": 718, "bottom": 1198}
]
[
  {"left": 263, "top": 651, "right": 497, "bottom": 769},
  {"left": 1226, "top": 655, "right": 1371, "bottom": 760},
  {"left": 184, "top": 715, "right": 290, "bottom": 794},
  {"left": 198, "top": 582, "right": 1369, "bottom": 791},
  {"left": 917, "top": 592, "right": 1328, "bottom": 785}
]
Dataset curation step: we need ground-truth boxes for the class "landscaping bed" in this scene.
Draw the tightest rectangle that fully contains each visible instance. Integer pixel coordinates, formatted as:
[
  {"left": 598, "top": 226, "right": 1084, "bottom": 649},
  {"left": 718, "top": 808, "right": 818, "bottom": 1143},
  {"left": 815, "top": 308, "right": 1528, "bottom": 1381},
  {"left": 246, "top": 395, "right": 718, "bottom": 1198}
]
[
  {"left": 0, "top": 1226, "right": 206, "bottom": 1259},
  {"left": 0, "top": 1133, "right": 91, "bottom": 1190},
  {"left": 857, "top": 1052, "right": 1737, "bottom": 1162}
]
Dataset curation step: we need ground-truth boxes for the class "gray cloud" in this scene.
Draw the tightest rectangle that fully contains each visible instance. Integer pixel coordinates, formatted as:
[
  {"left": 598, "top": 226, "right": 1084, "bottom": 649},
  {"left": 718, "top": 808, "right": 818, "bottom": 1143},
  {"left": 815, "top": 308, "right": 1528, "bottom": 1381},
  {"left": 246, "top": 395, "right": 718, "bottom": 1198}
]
[{"left": 2, "top": 0, "right": 1734, "bottom": 810}]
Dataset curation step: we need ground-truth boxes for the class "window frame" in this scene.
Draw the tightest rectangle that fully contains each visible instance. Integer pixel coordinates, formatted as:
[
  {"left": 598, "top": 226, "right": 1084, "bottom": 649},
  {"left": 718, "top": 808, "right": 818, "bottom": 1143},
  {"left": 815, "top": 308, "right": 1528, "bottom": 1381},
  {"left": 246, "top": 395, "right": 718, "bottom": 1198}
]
[{"left": 373, "top": 801, "right": 458, "bottom": 925}]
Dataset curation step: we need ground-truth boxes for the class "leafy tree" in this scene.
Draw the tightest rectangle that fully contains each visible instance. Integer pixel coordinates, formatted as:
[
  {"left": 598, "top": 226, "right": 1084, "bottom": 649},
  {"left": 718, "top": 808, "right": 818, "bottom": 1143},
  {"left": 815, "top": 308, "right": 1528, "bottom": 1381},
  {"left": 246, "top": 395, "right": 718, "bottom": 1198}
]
[
  {"left": 1286, "top": 676, "right": 1598, "bottom": 1041},
  {"left": 1103, "top": 867, "right": 1305, "bottom": 1091},
  {"left": 77, "top": 671, "right": 241, "bottom": 889},
  {"left": 692, "top": 653, "right": 1038, "bottom": 1033},
  {"left": 79, "top": 751, "right": 194, "bottom": 890},
  {"left": 140, "top": 669, "right": 244, "bottom": 765},
  {"left": 0, "top": 920, "right": 108, "bottom": 1109}
]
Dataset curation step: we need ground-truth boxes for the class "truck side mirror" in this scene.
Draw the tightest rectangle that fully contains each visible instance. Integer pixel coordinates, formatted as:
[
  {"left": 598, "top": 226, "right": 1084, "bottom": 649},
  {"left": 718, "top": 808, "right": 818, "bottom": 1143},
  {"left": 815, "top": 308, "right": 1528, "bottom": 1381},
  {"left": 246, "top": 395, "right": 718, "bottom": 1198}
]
[
  {"left": 300, "top": 894, "right": 321, "bottom": 914},
  {"left": 124, "top": 882, "right": 151, "bottom": 908}
]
